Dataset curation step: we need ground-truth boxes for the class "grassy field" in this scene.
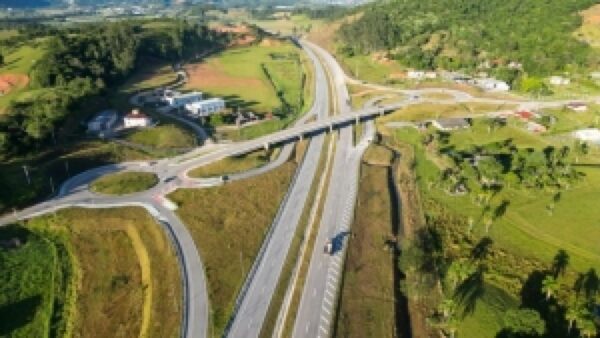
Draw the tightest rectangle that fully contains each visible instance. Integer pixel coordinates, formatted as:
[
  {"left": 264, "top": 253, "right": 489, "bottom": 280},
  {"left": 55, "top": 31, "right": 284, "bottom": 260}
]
[
  {"left": 393, "top": 123, "right": 600, "bottom": 272},
  {"left": 188, "top": 149, "right": 273, "bottom": 178},
  {"left": 125, "top": 125, "right": 197, "bottom": 149},
  {"left": 575, "top": 4, "right": 600, "bottom": 47},
  {"left": 335, "top": 162, "right": 396, "bottom": 338},
  {"left": 0, "top": 42, "right": 47, "bottom": 112},
  {"left": 378, "top": 102, "right": 517, "bottom": 123},
  {"left": 184, "top": 41, "right": 304, "bottom": 113},
  {"left": 90, "top": 171, "right": 158, "bottom": 195},
  {"left": 457, "top": 284, "right": 519, "bottom": 337},
  {"left": 0, "top": 225, "right": 72, "bottom": 338},
  {"left": 118, "top": 61, "right": 178, "bottom": 96},
  {"left": 169, "top": 157, "right": 298, "bottom": 337},
  {"left": 27, "top": 207, "right": 182, "bottom": 338}
]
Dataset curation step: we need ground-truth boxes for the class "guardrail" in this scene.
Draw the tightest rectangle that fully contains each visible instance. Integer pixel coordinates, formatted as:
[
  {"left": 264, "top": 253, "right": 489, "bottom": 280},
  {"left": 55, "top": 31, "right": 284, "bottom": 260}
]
[{"left": 222, "top": 133, "right": 316, "bottom": 337}]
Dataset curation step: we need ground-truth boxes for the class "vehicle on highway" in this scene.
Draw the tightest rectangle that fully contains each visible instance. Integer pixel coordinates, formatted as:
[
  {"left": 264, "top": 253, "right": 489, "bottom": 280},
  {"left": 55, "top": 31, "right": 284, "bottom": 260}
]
[
  {"left": 164, "top": 176, "right": 177, "bottom": 183},
  {"left": 324, "top": 239, "right": 333, "bottom": 255}
]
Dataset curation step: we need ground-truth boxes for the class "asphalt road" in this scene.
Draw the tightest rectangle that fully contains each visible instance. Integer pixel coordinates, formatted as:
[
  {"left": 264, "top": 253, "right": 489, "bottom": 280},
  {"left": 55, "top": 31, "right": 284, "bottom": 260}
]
[
  {"left": 224, "top": 40, "right": 329, "bottom": 338},
  {"left": 1, "top": 35, "right": 596, "bottom": 338}
]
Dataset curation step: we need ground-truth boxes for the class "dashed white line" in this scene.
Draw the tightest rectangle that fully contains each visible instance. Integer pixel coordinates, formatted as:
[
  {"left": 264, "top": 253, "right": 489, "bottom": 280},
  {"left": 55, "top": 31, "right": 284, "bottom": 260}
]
[
  {"left": 319, "top": 325, "right": 328, "bottom": 333},
  {"left": 321, "top": 315, "right": 330, "bottom": 324}
]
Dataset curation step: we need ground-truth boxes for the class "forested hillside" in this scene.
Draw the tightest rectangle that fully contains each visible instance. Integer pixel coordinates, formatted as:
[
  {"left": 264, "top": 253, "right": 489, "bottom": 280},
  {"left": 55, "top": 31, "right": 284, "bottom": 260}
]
[
  {"left": 0, "top": 20, "right": 226, "bottom": 157},
  {"left": 338, "top": 0, "right": 598, "bottom": 81}
]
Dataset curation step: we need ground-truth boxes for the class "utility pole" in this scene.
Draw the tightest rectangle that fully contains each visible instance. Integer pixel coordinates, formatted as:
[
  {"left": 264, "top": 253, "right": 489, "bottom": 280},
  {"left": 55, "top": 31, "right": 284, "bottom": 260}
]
[
  {"left": 22, "top": 165, "right": 30, "bottom": 185},
  {"left": 49, "top": 177, "right": 55, "bottom": 194}
]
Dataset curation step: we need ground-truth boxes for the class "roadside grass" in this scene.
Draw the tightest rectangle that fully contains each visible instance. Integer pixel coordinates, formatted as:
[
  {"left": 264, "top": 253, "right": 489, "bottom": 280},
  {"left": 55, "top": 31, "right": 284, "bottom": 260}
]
[
  {"left": 457, "top": 284, "right": 519, "bottom": 338},
  {"left": 27, "top": 207, "right": 182, "bottom": 338},
  {"left": 125, "top": 125, "right": 197, "bottom": 149},
  {"left": 0, "top": 141, "right": 154, "bottom": 214},
  {"left": 338, "top": 53, "right": 405, "bottom": 84},
  {"left": 169, "top": 154, "right": 299, "bottom": 337},
  {"left": 334, "top": 162, "right": 396, "bottom": 338},
  {"left": 543, "top": 105, "right": 600, "bottom": 134},
  {"left": 362, "top": 144, "right": 394, "bottom": 166},
  {"left": 379, "top": 102, "right": 517, "bottom": 123},
  {"left": 0, "top": 225, "right": 71, "bottom": 338},
  {"left": 90, "top": 171, "right": 158, "bottom": 195},
  {"left": 281, "top": 136, "right": 337, "bottom": 337},
  {"left": 188, "top": 149, "right": 273, "bottom": 178}
]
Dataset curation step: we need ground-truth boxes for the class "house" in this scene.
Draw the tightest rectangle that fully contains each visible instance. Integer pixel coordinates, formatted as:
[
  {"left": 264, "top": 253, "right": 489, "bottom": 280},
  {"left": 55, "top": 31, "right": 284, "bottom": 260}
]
[
  {"left": 566, "top": 102, "right": 588, "bottom": 112},
  {"left": 472, "top": 78, "right": 510, "bottom": 92},
  {"left": 165, "top": 91, "right": 203, "bottom": 108},
  {"left": 88, "top": 110, "right": 118, "bottom": 132},
  {"left": 574, "top": 128, "right": 600, "bottom": 143},
  {"left": 425, "top": 71, "right": 438, "bottom": 79},
  {"left": 432, "top": 118, "right": 470, "bottom": 131},
  {"left": 185, "top": 98, "right": 226, "bottom": 117},
  {"left": 549, "top": 76, "right": 570, "bottom": 86},
  {"left": 124, "top": 109, "right": 152, "bottom": 128}
]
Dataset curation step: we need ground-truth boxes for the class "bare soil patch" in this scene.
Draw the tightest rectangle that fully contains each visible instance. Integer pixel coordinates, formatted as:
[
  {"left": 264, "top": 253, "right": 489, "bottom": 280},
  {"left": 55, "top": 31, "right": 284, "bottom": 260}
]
[
  {"left": 185, "top": 61, "right": 263, "bottom": 89},
  {"left": 0, "top": 74, "right": 29, "bottom": 94}
]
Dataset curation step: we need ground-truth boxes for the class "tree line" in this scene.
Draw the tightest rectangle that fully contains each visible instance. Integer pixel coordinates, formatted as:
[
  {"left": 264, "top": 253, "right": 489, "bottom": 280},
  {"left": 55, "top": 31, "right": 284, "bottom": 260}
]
[
  {"left": 0, "top": 19, "right": 227, "bottom": 158},
  {"left": 338, "top": 0, "right": 598, "bottom": 86}
]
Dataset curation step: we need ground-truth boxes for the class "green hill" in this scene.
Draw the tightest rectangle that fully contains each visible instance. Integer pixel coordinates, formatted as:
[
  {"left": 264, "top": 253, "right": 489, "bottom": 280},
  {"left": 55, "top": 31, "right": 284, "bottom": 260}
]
[{"left": 338, "top": 0, "right": 599, "bottom": 83}]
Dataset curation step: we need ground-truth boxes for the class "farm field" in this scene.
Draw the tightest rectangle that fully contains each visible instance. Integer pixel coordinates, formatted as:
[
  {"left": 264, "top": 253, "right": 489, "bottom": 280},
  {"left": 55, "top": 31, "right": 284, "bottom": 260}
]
[
  {"left": 169, "top": 154, "right": 298, "bottom": 337},
  {"left": 184, "top": 41, "right": 305, "bottom": 114},
  {"left": 2, "top": 207, "right": 182, "bottom": 338}
]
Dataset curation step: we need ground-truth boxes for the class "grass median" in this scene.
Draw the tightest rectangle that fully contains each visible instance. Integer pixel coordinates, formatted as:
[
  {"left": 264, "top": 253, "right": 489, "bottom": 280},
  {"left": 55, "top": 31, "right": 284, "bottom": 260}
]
[
  {"left": 90, "top": 171, "right": 158, "bottom": 195},
  {"left": 169, "top": 144, "right": 304, "bottom": 337},
  {"left": 188, "top": 149, "right": 274, "bottom": 178}
]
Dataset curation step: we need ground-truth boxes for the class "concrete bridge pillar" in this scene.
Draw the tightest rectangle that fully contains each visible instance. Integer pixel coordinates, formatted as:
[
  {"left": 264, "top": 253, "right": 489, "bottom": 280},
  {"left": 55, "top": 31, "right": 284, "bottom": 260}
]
[
  {"left": 329, "top": 123, "right": 333, "bottom": 132},
  {"left": 264, "top": 142, "right": 270, "bottom": 151},
  {"left": 355, "top": 115, "right": 360, "bottom": 124},
  {"left": 379, "top": 109, "right": 385, "bottom": 116},
  {"left": 299, "top": 134, "right": 303, "bottom": 141}
]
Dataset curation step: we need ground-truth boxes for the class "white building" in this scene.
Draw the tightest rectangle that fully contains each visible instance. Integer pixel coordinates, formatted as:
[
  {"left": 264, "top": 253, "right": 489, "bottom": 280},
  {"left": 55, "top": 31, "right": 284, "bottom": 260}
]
[
  {"left": 472, "top": 78, "right": 510, "bottom": 92},
  {"left": 124, "top": 109, "right": 152, "bottom": 128},
  {"left": 549, "top": 76, "right": 570, "bottom": 86},
  {"left": 574, "top": 128, "right": 600, "bottom": 143},
  {"left": 88, "top": 110, "right": 118, "bottom": 132},
  {"left": 185, "top": 98, "right": 226, "bottom": 117},
  {"left": 566, "top": 102, "right": 588, "bottom": 112},
  {"left": 165, "top": 91, "right": 203, "bottom": 108}
]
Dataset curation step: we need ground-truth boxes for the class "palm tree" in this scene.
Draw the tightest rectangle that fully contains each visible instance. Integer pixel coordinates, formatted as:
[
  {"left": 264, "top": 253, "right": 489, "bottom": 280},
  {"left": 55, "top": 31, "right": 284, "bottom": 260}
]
[
  {"left": 542, "top": 275, "right": 559, "bottom": 300},
  {"left": 565, "top": 298, "right": 584, "bottom": 334}
]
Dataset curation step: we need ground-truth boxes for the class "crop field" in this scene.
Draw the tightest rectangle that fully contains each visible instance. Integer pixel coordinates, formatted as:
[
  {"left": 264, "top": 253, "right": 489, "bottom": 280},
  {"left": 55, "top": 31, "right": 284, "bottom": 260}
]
[
  {"left": 90, "top": 171, "right": 158, "bottom": 195},
  {"left": 184, "top": 41, "right": 304, "bottom": 113},
  {"left": 170, "top": 157, "right": 298, "bottom": 337}
]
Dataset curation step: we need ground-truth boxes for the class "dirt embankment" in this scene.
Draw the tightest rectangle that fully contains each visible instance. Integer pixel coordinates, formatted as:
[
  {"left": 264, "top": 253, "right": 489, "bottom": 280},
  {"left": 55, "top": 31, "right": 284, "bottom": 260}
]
[
  {"left": 0, "top": 74, "right": 29, "bottom": 94},
  {"left": 184, "top": 61, "right": 263, "bottom": 89}
]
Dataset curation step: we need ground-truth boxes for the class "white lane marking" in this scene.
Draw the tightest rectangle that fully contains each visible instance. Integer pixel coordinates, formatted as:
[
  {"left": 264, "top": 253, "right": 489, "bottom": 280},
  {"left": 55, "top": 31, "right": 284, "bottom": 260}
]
[
  {"left": 327, "top": 281, "right": 336, "bottom": 289},
  {"left": 306, "top": 323, "right": 310, "bottom": 333},
  {"left": 325, "top": 289, "right": 334, "bottom": 297},
  {"left": 322, "top": 304, "right": 331, "bottom": 315},
  {"left": 324, "top": 297, "right": 332, "bottom": 306},
  {"left": 331, "top": 259, "right": 340, "bottom": 268},
  {"left": 321, "top": 315, "right": 330, "bottom": 324},
  {"left": 319, "top": 325, "right": 328, "bottom": 333},
  {"left": 313, "top": 288, "right": 317, "bottom": 297}
]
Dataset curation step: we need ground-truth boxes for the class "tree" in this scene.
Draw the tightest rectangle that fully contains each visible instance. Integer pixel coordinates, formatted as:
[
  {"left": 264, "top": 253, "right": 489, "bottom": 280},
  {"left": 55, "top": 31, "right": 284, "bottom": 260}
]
[
  {"left": 552, "top": 249, "right": 570, "bottom": 278},
  {"left": 541, "top": 275, "right": 559, "bottom": 300},
  {"left": 446, "top": 260, "right": 476, "bottom": 290},
  {"left": 502, "top": 309, "right": 545, "bottom": 337},
  {"left": 477, "top": 156, "right": 504, "bottom": 186},
  {"left": 0, "top": 53, "right": 4, "bottom": 66}
]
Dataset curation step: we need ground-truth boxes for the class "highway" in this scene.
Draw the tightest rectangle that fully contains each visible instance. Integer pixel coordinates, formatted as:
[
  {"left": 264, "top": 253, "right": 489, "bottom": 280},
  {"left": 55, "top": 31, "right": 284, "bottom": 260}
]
[{"left": 2, "top": 34, "right": 598, "bottom": 338}]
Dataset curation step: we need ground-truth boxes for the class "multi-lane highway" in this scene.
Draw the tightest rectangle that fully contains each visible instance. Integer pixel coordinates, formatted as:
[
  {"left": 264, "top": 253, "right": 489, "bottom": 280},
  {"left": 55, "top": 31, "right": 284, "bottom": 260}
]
[{"left": 2, "top": 33, "right": 596, "bottom": 338}]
